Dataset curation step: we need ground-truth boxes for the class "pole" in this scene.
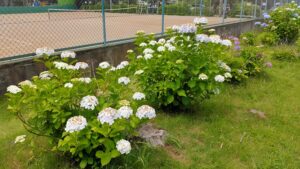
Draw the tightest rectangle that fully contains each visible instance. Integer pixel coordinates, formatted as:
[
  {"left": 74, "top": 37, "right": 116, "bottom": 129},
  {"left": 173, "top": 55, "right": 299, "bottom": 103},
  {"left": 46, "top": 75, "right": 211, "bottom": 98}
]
[
  {"left": 110, "top": 0, "right": 112, "bottom": 10},
  {"left": 101, "top": 0, "right": 107, "bottom": 46},
  {"left": 222, "top": 0, "right": 227, "bottom": 23},
  {"left": 200, "top": 0, "right": 203, "bottom": 16},
  {"left": 265, "top": 0, "right": 268, "bottom": 12},
  {"left": 240, "top": 0, "right": 244, "bottom": 21},
  {"left": 162, "top": 0, "right": 165, "bottom": 34},
  {"left": 254, "top": 0, "right": 258, "bottom": 18}
]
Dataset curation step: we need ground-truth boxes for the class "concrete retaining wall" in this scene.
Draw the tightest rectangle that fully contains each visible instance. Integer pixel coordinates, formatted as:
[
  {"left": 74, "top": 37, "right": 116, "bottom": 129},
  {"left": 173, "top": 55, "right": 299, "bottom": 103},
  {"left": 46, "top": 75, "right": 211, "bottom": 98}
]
[{"left": 0, "top": 19, "right": 258, "bottom": 95}]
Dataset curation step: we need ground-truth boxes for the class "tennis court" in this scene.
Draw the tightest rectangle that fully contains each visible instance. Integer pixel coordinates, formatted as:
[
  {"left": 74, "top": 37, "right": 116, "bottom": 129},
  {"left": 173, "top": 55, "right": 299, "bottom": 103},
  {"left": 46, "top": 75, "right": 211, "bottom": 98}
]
[{"left": 0, "top": 9, "right": 240, "bottom": 58}]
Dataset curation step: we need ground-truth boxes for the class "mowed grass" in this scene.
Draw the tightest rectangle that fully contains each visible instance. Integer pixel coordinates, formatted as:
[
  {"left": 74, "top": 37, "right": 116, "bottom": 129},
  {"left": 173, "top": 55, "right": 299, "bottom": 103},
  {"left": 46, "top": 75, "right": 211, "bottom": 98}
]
[{"left": 0, "top": 59, "right": 299, "bottom": 169}]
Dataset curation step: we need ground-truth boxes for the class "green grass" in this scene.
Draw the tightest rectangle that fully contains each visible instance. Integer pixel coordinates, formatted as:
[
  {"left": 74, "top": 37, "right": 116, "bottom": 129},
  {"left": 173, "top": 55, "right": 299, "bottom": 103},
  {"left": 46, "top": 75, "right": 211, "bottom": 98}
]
[{"left": 0, "top": 59, "right": 300, "bottom": 169}]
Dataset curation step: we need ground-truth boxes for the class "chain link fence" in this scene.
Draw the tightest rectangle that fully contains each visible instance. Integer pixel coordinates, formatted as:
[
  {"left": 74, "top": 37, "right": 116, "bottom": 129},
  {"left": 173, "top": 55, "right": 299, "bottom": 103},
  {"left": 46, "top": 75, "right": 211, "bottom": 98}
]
[{"left": 0, "top": 0, "right": 292, "bottom": 60}]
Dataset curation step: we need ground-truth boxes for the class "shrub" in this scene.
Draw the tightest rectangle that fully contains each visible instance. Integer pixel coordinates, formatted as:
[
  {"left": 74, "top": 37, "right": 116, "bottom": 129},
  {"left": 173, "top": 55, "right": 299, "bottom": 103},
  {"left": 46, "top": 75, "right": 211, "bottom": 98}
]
[
  {"left": 272, "top": 46, "right": 299, "bottom": 61},
  {"left": 123, "top": 23, "right": 233, "bottom": 109},
  {"left": 257, "top": 32, "right": 279, "bottom": 46},
  {"left": 239, "top": 46, "right": 264, "bottom": 76},
  {"left": 268, "top": 2, "right": 300, "bottom": 43},
  {"left": 6, "top": 50, "right": 156, "bottom": 168},
  {"left": 240, "top": 32, "right": 256, "bottom": 46}
]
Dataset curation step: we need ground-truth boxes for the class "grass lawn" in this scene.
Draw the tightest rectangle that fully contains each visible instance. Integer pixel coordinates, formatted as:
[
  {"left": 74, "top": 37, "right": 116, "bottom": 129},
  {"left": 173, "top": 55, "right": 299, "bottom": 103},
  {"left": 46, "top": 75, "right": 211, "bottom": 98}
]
[{"left": 0, "top": 59, "right": 299, "bottom": 169}]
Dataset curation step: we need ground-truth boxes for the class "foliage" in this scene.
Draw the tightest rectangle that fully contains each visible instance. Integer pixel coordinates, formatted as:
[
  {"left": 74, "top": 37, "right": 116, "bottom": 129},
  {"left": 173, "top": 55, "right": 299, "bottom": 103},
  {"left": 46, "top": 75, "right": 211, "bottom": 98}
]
[
  {"left": 124, "top": 25, "right": 234, "bottom": 109},
  {"left": 239, "top": 46, "right": 264, "bottom": 76},
  {"left": 58, "top": 0, "right": 75, "bottom": 6},
  {"left": 257, "top": 32, "right": 279, "bottom": 46},
  {"left": 272, "top": 46, "right": 299, "bottom": 61},
  {"left": 240, "top": 32, "right": 256, "bottom": 46},
  {"left": 267, "top": 2, "right": 300, "bottom": 43},
  {"left": 6, "top": 51, "right": 155, "bottom": 168}
]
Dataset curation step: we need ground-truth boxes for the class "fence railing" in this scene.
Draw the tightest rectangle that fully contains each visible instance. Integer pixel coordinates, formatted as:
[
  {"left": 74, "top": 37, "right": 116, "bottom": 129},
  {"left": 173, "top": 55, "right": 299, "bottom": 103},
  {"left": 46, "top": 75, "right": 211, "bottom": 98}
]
[{"left": 0, "top": 0, "right": 292, "bottom": 61}]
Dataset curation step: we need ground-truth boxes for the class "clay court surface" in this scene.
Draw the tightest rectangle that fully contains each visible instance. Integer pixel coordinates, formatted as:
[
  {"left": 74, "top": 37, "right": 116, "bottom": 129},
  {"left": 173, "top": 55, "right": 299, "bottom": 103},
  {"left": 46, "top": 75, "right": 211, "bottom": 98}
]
[{"left": 0, "top": 12, "right": 240, "bottom": 58}]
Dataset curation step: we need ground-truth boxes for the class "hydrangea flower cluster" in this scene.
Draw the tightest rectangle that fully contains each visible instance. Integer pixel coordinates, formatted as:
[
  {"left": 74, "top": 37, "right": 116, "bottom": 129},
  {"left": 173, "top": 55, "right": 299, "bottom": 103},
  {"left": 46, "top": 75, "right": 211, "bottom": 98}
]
[
  {"left": 132, "top": 92, "right": 146, "bottom": 100},
  {"left": 118, "top": 77, "right": 130, "bottom": 85},
  {"left": 7, "top": 85, "right": 22, "bottom": 94},
  {"left": 136, "top": 105, "right": 156, "bottom": 119},
  {"left": 65, "top": 116, "right": 87, "bottom": 133},
  {"left": 61, "top": 51, "right": 76, "bottom": 58},
  {"left": 97, "top": 107, "right": 118, "bottom": 125},
  {"left": 99, "top": 61, "right": 110, "bottom": 69},
  {"left": 80, "top": 95, "right": 98, "bottom": 110},
  {"left": 172, "top": 24, "right": 197, "bottom": 34},
  {"left": 36, "top": 47, "right": 55, "bottom": 56},
  {"left": 193, "top": 17, "right": 208, "bottom": 25},
  {"left": 116, "top": 139, "right": 131, "bottom": 154},
  {"left": 39, "top": 71, "right": 53, "bottom": 80}
]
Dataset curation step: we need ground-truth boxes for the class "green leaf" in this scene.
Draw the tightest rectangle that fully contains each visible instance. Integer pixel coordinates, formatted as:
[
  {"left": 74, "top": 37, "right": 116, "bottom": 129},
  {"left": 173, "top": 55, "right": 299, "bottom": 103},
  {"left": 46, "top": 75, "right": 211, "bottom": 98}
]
[
  {"left": 95, "top": 151, "right": 104, "bottom": 158},
  {"left": 188, "top": 80, "right": 196, "bottom": 88},
  {"left": 111, "top": 149, "right": 120, "bottom": 158},
  {"left": 177, "top": 90, "right": 187, "bottom": 97},
  {"left": 101, "top": 153, "right": 112, "bottom": 166},
  {"left": 80, "top": 159, "right": 87, "bottom": 168},
  {"left": 167, "top": 95, "right": 174, "bottom": 104}
]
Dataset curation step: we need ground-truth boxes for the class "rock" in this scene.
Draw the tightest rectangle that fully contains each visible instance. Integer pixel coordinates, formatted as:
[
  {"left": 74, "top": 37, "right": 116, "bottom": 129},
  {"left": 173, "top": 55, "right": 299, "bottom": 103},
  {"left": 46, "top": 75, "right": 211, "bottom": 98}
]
[
  {"left": 249, "top": 109, "right": 267, "bottom": 119},
  {"left": 138, "top": 123, "right": 167, "bottom": 147}
]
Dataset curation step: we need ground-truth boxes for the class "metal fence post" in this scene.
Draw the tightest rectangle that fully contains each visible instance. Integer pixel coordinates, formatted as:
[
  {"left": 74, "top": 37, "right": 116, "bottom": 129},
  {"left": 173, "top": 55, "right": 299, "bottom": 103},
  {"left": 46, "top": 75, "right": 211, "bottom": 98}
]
[
  {"left": 254, "top": 0, "right": 258, "bottom": 18},
  {"left": 101, "top": 0, "right": 107, "bottom": 46},
  {"left": 222, "top": 0, "right": 227, "bottom": 23},
  {"left": 240, "top": 0, "right": 244, "bottom": 21},
  {"left": 200, "top": 0, "right": 203, "bottom": 16},
  {"left": 162, "top": 0, "right": 165, "bottom": 34}
]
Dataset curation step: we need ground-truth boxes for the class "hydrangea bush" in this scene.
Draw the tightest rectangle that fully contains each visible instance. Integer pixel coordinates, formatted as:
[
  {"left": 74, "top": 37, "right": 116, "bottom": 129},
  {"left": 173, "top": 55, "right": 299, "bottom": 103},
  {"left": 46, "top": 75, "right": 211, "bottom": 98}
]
[
  {"left": 122, "top": 20, "right": 234, "bottom": 108},
  {"left": 6, "top": 49, "right": 156, "bottom": 168},
  {"left": 267, "top": 2, "right": 300, "bottom": 43}
]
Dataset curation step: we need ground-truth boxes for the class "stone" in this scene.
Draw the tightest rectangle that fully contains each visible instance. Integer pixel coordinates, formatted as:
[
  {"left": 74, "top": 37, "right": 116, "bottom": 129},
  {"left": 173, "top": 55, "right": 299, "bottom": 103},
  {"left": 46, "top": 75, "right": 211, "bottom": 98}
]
[
  {"left": 138, "top": 123, "right": 167, "bottom": 147},
  {"left": 249, "top": 109, "right": 267, "bottom": 119}
]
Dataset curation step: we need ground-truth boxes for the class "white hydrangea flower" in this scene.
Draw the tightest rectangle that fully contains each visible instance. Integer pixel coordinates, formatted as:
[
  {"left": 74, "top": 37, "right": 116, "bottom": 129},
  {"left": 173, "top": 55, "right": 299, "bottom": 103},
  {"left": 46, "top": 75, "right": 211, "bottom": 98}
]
[
  {"left": 136, "top": 30, "right": 145, "bottom": 34},
  {"left": 224, "top": 72, "right": 232, "bottom": 78},
  {"left": 99, "top": 61, "right": 110, "bottom": 69},
  {"left": 158, "top": 38, "right": 166, "bottom": 44},
  {"left": 39, "top": 71, "right": 53, "bottom": 80},
  {"left": 149, "top": 40, "right": 157, "bottom": 46},
  {"left": 133, "top": 92, "right": 146, "bottom": 100},
  {"left": 61, "top": 51, "right": 76, "bottom": 58},
  {"left": 134, "top": 70, "right": 144, "bottom": 75},
  {"left": 143, "top": 48, "right": 154, "bottom": 54},
  {"left": 74, "top": 62, "right": 89, "bottom": 70},
  {"left": 196, "top": 34, "right": 211, "bottom": 43},
  {"left": 164, "top": 43, "right": 172, "bottom": 48},
  {"left": 193, "top": 17, "right": 208, "bottom": 24},
  {"left": 53, "top": 61, "right": 69, "bottom": 69},
  {"left": 199, "top": 73, "right": 208, "bottom": 80},
  {"left": 18, "top": 80, "right": 36, "bottom": 88},
  {"left": 118, "top": 77, "right": 130, "bottom": 85},
  {"left": 7, "top": 85, "right": 22, "bottom": 94},
  {"left": 208, "top": 29, "right": 215, "bottom": 32},
  {"left": 139, "top": 43, "right": 147, "bottom": 47},
  {"left": 116, "top": 139, "right": 131, "bottom": 154},
  {"left": 117, "top": 106, "right": 133, "bottom": 119},
  {"left": 97, "top": 107, "right": 118, "bottom": 125},
  {"left": 36, "top": 47, "right": 55, "bottom": 56},
  {"left": 110, "top": 66, "right": 116, "bottom": 71},
  {"left": 80, "top": 95, "right": 98, "bottom": 110},
  {"left": 167, "top": 45, "right": 176, "bottom": 52},
  {"left": 144, "top": 54, "right": 153, "bottom": 60},
  {"left": 14, "top": 135, "right": 26, "bottom": 143},
  {"left": 157, "top": 46, "right": 166, "bottom": 52},
  {"left": 64, "top": 82, "right": 73, "bottom": 88},
  {"left": 176, "top": 24, "right": 197, "bottom": 34},
  {"left": 214, "top": 75, "right": 225, "bottom": 83},
  {"left": 209, "top": 35, "right": 222, "bottom": 44},
  {"left": 137, "top": 55, "right": 143, "bottom": 59},
  {"left": 136, "top": 105, "right": 156, "bottom": 119},
  {"left": 221, "top": 39, "right": 232, "bottom": 47},
  {"left": 218, "top": 61, "right": 231, "bottom": 72},
  {"left": 65, "top": 116, "right": 87, "bottom": 133},
  {"left": 127, "top": 49, "right": 133, "bottom": 53},
  {"left": 168, "top": 36, "right": 176, "bottom": 43},
  {"left": 66, "top": 65, "right": 76, "bottom": 70},
  {"left": 72, "top": 77, "right": 92, "bottom": 84},
  {"left": 116, "top": 61, "right": 129, "bottom": 70}
]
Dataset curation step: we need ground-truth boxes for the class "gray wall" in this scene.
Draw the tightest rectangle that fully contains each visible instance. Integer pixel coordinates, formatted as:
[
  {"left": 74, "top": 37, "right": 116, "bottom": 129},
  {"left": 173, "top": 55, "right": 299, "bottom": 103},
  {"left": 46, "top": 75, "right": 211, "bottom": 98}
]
[{"left": 0, "top": 19, "right": 258, "bottom": 95}]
